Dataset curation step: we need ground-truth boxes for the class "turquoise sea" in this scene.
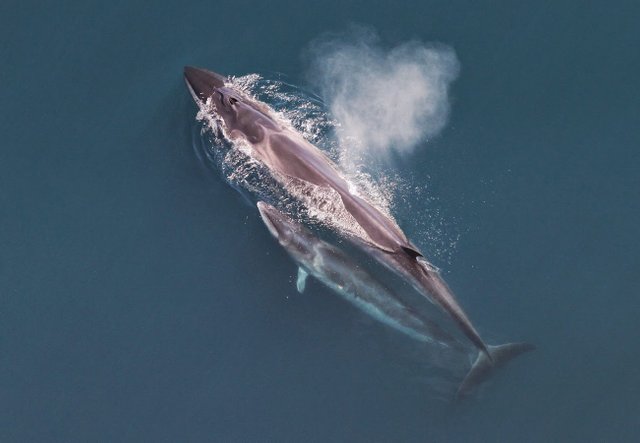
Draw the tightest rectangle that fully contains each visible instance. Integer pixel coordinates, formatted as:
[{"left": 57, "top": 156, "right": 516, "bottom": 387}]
[{"left": 1, "top": 1, "right": 638, "bottom": 441}]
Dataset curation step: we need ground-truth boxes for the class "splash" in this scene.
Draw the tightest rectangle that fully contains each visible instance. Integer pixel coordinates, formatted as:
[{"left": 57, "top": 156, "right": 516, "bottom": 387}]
[{"left": 306, "top": 26, "right": 459, "bottom": 170}]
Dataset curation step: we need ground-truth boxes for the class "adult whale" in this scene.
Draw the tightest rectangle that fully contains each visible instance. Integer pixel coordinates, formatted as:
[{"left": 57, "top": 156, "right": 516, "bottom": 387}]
[{"left": 184, "top": 66, "right": 505, "bottom": 360}]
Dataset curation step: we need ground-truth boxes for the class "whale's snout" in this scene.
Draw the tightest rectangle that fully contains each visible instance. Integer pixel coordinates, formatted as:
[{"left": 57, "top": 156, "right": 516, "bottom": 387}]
[{"left": 184, "top": 66, "right": 227, "bottom": 102}]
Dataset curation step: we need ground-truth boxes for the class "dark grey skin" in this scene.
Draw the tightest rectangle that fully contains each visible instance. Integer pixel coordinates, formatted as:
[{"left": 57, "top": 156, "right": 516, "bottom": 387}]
[{"left": 184, "top": 66, "right": 491, "bottom": 358}]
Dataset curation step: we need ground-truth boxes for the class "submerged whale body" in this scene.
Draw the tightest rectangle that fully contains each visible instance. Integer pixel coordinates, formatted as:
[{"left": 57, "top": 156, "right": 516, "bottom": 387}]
[
  {"left": 257, "top": 201, "right": 464, "bottom": 350},
  {"left": 184, "top": 66, "right": 534, "bottom": 398}
]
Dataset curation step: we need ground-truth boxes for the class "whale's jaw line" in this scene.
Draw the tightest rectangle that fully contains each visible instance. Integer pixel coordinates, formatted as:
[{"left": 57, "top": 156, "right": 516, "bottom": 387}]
[{"left": 184, "top": 66, "right": 226, "bottom": 102}]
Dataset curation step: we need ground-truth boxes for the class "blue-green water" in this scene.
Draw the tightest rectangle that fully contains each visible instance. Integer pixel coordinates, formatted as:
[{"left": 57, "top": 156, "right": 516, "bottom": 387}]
[{"left": 1, "top": 1, "right": 639, "bottom": 441}]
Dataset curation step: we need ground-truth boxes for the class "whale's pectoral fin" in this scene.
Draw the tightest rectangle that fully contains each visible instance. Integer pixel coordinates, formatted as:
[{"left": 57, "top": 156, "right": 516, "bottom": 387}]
[
  {"left": 456, "top": 342, "right": 536, "bottom": 401},
  {"left": 296, "top": 267, "right": 309, "bottom": 293}
]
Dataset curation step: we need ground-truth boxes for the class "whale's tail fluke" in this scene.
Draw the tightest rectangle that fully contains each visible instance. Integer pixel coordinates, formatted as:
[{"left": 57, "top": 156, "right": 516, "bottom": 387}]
[{"left": 456, "top": 342, "right": 535, "bottom": 400}]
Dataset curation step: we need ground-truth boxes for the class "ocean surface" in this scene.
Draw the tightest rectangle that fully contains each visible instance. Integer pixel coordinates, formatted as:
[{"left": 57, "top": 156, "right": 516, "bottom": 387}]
[{"left": 1, "top": 1, "right": 639, "bottom": 441}]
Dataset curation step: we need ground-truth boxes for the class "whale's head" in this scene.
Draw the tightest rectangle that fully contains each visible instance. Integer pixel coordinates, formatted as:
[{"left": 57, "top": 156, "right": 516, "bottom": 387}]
[
  {"left": 257, "top": 202, "right": 297, "bottom": 247},
  {"left": 256, "top": 202, "right": 317, "bottom": 264},
  {"left": 184, "top": 66, "right": 237, "bottom": 126},
  {"left": 183, "top": 66, "right": 226, "bottom": 100},
  {"left": 184, "top": 66, "right": 276, "bottom": 142}
]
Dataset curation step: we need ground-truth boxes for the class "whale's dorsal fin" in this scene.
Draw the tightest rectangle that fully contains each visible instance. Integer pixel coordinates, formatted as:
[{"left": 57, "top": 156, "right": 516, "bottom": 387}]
[
  {"left": 296, "top": 267, "right": 309, "bottom": 293},
  {"left": 401, "top": 246, "right": 423, "bottom": 260}
]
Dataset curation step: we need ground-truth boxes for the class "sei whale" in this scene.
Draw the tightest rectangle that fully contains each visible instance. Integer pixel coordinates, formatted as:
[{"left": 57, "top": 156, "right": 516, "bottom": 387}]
[{"left": 184, "top": 66, "right": 532, "bottom": 368}]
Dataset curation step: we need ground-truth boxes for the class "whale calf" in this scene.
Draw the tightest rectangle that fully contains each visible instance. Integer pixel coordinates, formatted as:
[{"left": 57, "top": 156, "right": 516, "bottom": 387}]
[
  {"left": 257, "top": 201, "right": 464, "bottom": 350},
  {"left": 184, "top": 66, "right": 532, "bottom": 370},
  {"left": 258, "top": 201, "right": 534, "bottom": 398}
]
